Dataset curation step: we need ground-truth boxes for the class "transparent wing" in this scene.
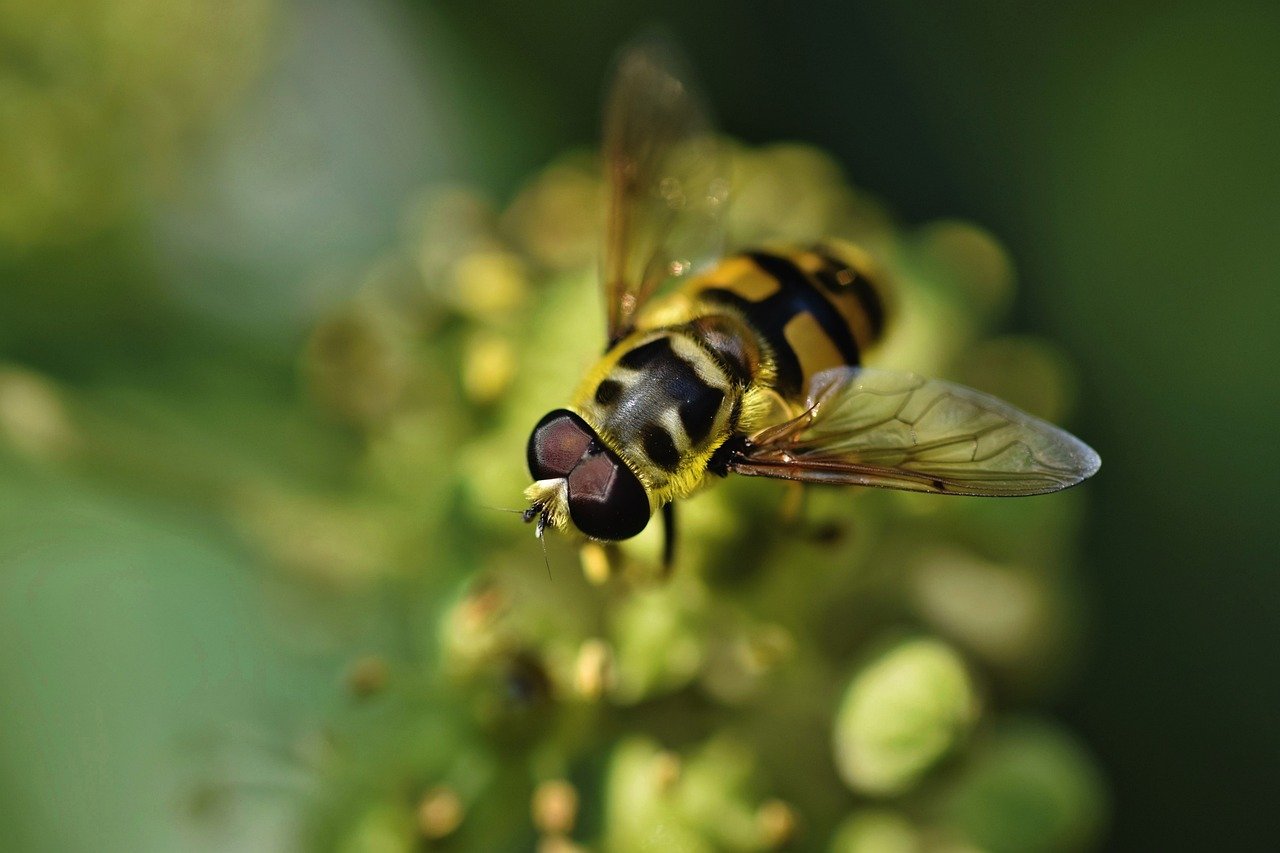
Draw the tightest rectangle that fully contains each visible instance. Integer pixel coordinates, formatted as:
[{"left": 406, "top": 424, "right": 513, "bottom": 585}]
[
  {"left": 729, "top": 367, "right": 1101, "bottom": 496},
  {"left": 602, "top": 40, "right": 729, "bottom": 344}
]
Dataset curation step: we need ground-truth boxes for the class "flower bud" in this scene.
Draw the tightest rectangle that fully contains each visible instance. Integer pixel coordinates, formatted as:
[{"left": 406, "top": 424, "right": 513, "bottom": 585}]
[{"left": 833, "top": 638, "right": 978, "bottom": 795}]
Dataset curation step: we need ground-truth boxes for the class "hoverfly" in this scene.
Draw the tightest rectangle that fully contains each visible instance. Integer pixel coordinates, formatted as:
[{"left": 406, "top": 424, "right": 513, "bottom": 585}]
[{"left": 523, "top": 43, "right": 1099, "bottom": 567}]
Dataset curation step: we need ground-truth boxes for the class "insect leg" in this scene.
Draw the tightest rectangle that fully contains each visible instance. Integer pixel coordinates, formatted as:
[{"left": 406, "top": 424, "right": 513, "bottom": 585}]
[{"left": 661, "top": 501, "right": 677, "bottom": 576}]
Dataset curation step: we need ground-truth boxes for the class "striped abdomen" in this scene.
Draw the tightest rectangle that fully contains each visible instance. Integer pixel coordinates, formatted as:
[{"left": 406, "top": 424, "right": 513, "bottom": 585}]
[{"left": 684, "top": 245, "right": 887, "bottom": 400}]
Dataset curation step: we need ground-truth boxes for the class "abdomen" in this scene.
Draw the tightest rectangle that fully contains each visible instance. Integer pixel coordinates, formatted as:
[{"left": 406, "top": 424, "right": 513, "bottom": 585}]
[{"left": 681, "top": 244, "right": 888, "bottom": 401}]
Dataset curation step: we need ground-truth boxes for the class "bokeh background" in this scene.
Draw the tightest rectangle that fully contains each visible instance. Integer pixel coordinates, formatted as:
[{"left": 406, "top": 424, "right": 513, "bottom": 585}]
[{"left": 1, "top": 1, "right": 1277, "bottom": 850}]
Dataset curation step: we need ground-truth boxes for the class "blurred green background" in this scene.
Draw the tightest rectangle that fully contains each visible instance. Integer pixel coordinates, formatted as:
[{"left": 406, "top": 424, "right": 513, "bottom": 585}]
[{"left": 1, "top": 1, "right": 1276, "bottom": 850}]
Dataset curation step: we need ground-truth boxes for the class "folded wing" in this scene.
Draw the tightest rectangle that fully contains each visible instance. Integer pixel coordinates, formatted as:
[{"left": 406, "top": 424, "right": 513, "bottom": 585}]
[{"left": 728, "top": 367, "right": 1101, "bottom": 496}]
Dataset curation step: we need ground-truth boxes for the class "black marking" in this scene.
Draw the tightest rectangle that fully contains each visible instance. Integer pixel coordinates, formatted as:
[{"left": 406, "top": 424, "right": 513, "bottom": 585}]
[
  {"left": 704, "top": 252, "right": 863, "bottom": 396},
  {"left": 812, "top": 247, "right": 886, "bottom": 338},
  {"left": 642, "top": 424, "right": 680, "bottom": 471},
  {"left": 685, "top": 317, "right": 755, "bottom": 387},
  {"left": 618, "top": 337, "right": 669, "bottom": 369},
  {"left": 650, "top": 342, "right": 724, "bottom": 447},
  {"left": 612, "top": 333, "right": 727, "bottom": 449},
  {"left": 748, "top": 252, "right": 863, "bottom": 362},
  {"left": 709, "top": 343, "right": 753, "bottom": 387},
  {"left": 679, "top": 385, "right": 724, "bottom": 445},
  {"left": 595, "top": 379, "right": 622, "bottom": 405},
  {"left": 702, "top": 287, "right": 804, "bottom": 395},
  {"left": 707, "top": 434, "right": 748, "bottom": 477}
]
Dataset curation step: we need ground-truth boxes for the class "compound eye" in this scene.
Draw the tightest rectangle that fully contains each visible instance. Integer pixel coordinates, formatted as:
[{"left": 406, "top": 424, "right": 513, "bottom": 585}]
[
  {"left": 527, "top": 409, "right": 594, "bottom": 479},
  {"left": 567, "top": 451, "right": 650, "bottom": 540}
]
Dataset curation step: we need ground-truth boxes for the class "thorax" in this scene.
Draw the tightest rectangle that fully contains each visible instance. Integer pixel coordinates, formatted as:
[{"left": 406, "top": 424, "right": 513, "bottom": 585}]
[{"left": 573, "top": 327, "right": 739, "bottom": 498}]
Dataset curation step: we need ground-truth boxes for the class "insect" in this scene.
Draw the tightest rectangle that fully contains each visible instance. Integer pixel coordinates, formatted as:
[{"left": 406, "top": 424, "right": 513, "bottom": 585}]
[{"left": 522, "top": 43, "right": 1100, "bottom": 567}]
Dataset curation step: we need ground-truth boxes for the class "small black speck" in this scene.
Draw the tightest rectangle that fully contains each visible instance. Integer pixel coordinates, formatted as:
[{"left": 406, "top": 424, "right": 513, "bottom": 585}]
[{"left": 810, "top": 521, "right": 846, "bottom": 545}]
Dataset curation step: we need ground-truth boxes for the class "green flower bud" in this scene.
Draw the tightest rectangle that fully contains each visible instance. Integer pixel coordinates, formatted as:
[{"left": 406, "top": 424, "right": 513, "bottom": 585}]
[
  {"left": 604, "top": 736, "right": 772, "bottom": 853},
  {"left": 337, "top": 802, "right": 415, "bottom": 853},
  {"left": 914, "top": 221, "right": 1015, "bottom": 323},
  {"left": 0, "top": 366, "right": 78, "bottom": 461},
  {"left": 609, "top": 580, "right": 707, "bottom": 703},
  {"left": 446, "top": 250, "right": 530, "bottom": 322},
  {"left": 502, "top": 156, "right": 602, "bottom": 271},
  {"left": 944, "top": 719, "right": 1108, "bottom": 853},
  {"left": 833, "top": 638, "right": 979, "bottom": 796},
  {"left": 908, "top": 548, "right": 1067, "bottom": 693},
  {"left": 304, "top": 305, "right": 412, "bottom": 428},
  {"left": 829, "top": 810, "right": 920, "bottom": 853},
  {"left": 604, "top": 738, "right": 709, "bottom": 853}
]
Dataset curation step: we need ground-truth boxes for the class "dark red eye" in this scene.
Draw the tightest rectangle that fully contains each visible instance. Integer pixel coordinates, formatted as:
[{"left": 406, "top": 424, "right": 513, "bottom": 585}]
[
  {"left": 567, "top": 451, "right": 650, "bottom": 541},
  {"left": 527, "top": 410, "right": 593, "bottom": 479},
  {"left": 527, "top": 409, "right": 650, "bottom": 540}
]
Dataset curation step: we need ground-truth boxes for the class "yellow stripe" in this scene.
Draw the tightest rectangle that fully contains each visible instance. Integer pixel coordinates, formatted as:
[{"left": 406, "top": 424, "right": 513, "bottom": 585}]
[
  {"left": 793, "top": 249, "right": 879, "bottom": 352},
  {"left": 783, "top": 312, "right": 846, "bottom": 385},
  {"left": 694, "top": 256, "right": 780, "bottom": 301}
]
